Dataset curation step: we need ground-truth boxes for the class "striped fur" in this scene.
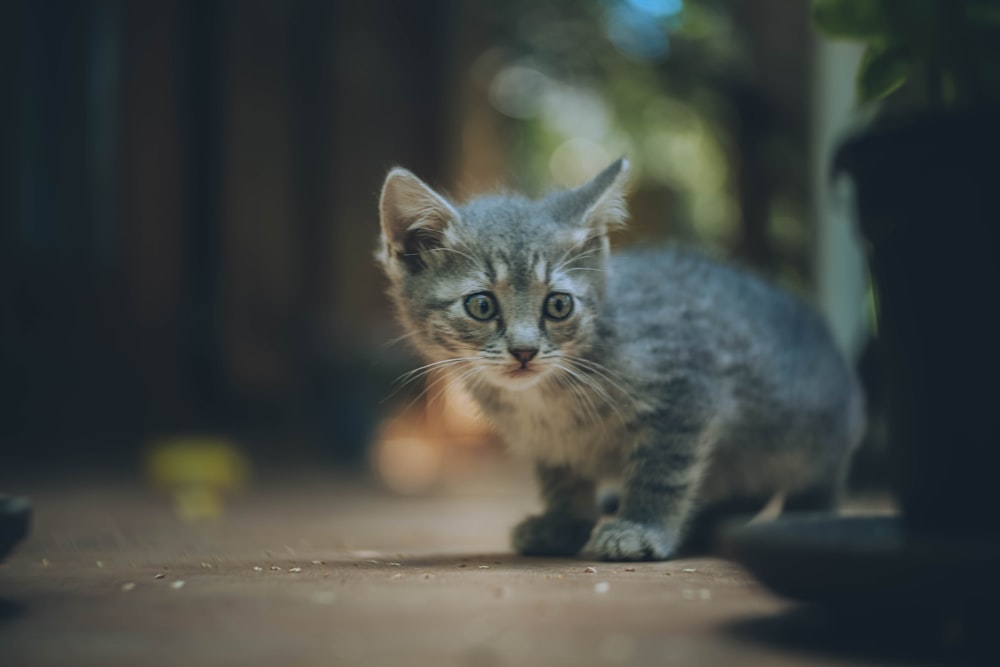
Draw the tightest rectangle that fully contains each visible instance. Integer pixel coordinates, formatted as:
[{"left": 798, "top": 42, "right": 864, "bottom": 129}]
[{"left": 377, "top": 159, "right": 864, "bottom": 561}]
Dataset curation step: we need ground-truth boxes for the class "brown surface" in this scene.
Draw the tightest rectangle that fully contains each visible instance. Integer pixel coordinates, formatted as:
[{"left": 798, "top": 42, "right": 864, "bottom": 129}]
[{"left": 0, "top": 469, "right": 919, "bottom": 667}]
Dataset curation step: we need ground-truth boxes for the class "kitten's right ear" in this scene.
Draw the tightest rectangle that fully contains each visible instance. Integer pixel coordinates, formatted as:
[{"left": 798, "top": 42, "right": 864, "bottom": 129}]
[{"left": 378, "top": 167, "right": 459, "bottom": 274}]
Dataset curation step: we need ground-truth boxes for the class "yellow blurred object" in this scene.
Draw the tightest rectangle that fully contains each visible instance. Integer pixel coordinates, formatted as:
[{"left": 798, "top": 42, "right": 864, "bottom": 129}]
[{"left": 145, "top": 437, "right": 250, "bottom": 520}]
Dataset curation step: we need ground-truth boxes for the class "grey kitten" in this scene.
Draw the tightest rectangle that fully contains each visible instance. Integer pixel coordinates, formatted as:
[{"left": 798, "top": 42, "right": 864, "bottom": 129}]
[{"left": 376, "top": 159, "right": 864, "bottom": 561}]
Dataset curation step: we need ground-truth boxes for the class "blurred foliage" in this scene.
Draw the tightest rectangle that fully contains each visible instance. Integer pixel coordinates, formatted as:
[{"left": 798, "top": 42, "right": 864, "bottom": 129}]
[
  {"left": 458, "top": 0, "right": 818, "bottom": 295},
  {"left": 464, "top": 0, "right": 748, "bottom": 249},
  {"left": 813, "top": 0, "right": 1000, "bottom": 108},
  {"left": 0, "top": 0, "right": 821, "bottom": 466}
]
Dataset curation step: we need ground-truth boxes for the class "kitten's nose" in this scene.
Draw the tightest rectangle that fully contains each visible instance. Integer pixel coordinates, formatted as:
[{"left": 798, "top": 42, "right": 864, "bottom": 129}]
[{"left": 509, "top": 347, "right": 539, "bottom": 367}]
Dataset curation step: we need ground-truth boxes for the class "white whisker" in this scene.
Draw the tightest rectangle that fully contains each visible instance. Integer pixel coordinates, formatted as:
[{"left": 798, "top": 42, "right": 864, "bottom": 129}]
[
  {"left": 553, "top": 364, "right": 602, "bottom": 427},
  {"left": 553, "top": 245, "right": 603, "bottom": 275},
  {"left": 555, "top": 361, "right": 628, "bottom": 426},
  {"left": 391, "top": 356, "right": 478, "bottom": 387},
  {"left": 423, "top": 366, "right": 492, "bottom": 422},
  {"left": 381, "top": 330, "right": 420, "bottom": 348},
  {"left": 424, "top": 246, "right": 480, "bottom": 265},
  {"left": 563, "top": 355, "right": 635, "bottom": 401},
  {"left": 424, "top": 367, "right": 471, "bottom": 410},
  {"left": 381, "top": 356, "right": 479, "bottom": 404},
  {"left": 387, "top": 360, "right": 478, "bottom": 419}
]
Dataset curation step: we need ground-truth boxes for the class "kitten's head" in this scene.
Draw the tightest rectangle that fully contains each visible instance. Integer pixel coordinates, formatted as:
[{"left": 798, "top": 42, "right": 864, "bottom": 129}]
[{"left": 377, "top": 159, "right": 629, "bottom": 390}]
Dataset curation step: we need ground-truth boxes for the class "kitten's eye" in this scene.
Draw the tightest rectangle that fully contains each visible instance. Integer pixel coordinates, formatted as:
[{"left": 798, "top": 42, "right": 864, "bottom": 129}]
[
  {"left": 464, "top": 292, "right": 498, "bottom": 321},
  {"left": 544, "top": 293, "right": 574, "bottom": 320}
]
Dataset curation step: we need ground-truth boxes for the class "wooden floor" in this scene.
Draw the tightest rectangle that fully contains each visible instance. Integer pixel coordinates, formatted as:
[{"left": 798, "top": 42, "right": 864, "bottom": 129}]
[{"left": 0, "top": 465, "right": 966, "bottom": 667}]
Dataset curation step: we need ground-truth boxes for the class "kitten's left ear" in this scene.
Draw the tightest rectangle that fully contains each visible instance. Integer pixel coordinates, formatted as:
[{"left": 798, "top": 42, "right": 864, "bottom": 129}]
[
  {"left": 550, "top": 158, "right": 631, "bottom": 235},
  {"left": 378, "top": 167, "right": 459, "bottom": 273}
]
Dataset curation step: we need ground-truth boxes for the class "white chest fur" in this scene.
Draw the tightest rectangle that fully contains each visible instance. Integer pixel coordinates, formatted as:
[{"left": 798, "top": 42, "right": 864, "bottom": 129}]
[{"left": 470, "top": 378, "right": 635, "bottom": 477}]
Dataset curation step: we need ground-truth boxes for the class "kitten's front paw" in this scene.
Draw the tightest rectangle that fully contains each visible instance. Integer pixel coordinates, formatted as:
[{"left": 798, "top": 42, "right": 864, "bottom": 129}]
[
  {"left": 511, "top": 513, "right": 595, "bottom": 557},
  {"left": 583, "top": 519, "right": 676, "bottom": 561}
]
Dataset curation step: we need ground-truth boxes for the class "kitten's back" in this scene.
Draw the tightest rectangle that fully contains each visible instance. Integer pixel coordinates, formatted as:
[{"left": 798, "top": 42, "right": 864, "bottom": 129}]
[{"left": 606, "top": 247, "right": 864, "bottom": 496}]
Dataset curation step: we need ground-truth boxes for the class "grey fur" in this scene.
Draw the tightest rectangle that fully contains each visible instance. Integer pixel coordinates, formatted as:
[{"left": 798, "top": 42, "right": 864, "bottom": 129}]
[{"left": 377, "top": 159, "right": 864, "bottom": 561}]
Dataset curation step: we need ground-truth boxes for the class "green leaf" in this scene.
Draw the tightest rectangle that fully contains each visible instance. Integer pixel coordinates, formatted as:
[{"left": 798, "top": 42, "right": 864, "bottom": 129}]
[
  {"left": 812, "top": 0, "right": 894, "bottom": 40},
  {"left": 891, "top": 0, "right": 941, "bottom": 24},
  {"left": 967, "top": 0, "right": 1000, "bottom": 28},
  {"left": 856, "top": 43, "right": 911, "bottom": 104}
]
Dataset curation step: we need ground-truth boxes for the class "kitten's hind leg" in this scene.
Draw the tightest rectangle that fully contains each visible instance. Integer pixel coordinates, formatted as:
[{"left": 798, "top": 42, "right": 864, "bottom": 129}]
[{"left": 511, "top": 464, "right": 597, "bottom": 557}]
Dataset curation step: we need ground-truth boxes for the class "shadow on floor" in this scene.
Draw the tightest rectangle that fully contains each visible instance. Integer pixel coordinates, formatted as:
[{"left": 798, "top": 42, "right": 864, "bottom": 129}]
[
  {"left": 724, "top": 604, "right": 995, "bottom": 667},
  {"left": 0, "top": 598, "right": 26, "bottom": 624}
]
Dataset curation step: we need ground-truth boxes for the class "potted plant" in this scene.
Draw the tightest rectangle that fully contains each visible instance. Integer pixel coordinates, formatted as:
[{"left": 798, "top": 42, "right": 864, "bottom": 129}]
[
  {"left": 813, "top": 0, "right": 1000, "bottom": 540},
  {"left": 718, "top": 7, "right": 1000, "bottom": 656}
]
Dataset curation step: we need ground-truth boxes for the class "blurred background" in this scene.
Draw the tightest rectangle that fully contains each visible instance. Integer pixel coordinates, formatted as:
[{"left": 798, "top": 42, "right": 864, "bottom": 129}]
[{"left": 0, "top": 0, "right": 877, "bottom": 495}]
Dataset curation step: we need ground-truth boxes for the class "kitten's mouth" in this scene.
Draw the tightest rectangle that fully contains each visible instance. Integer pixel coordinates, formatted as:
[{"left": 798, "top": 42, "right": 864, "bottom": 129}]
[{"left": 500, "top": 363, "right": 547, "bottom": 387}]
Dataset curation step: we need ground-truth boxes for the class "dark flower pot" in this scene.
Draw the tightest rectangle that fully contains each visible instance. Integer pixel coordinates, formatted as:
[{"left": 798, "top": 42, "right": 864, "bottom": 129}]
[{"left": 835, "top": 106, "right": 1000, "bottom": 540}]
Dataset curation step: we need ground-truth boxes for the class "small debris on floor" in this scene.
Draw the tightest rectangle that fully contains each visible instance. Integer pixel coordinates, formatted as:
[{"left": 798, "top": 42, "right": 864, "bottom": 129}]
[
  {"left": 388, "top": 562, "right": 401, "bottom": 567},
  {"left": 310, "top": 591, "right": 336, "bottom": 605},
  {"left": 200, "top": 562, "right": 213, "bottom": 569},
  {"left": 6, "top": 478, "right": 857, "bottom": 667},
  {"left": 289, "top": 567, "right": 302, "bottom": 573},
  {"left": 310, "top": 560, "right": 324, "bottom": 565},
  {"left": 366, "top": 559, "right": 379, "bottom": 564},
  {"left": 154, "top": 573, "right": 166, "bottom": 580}
]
